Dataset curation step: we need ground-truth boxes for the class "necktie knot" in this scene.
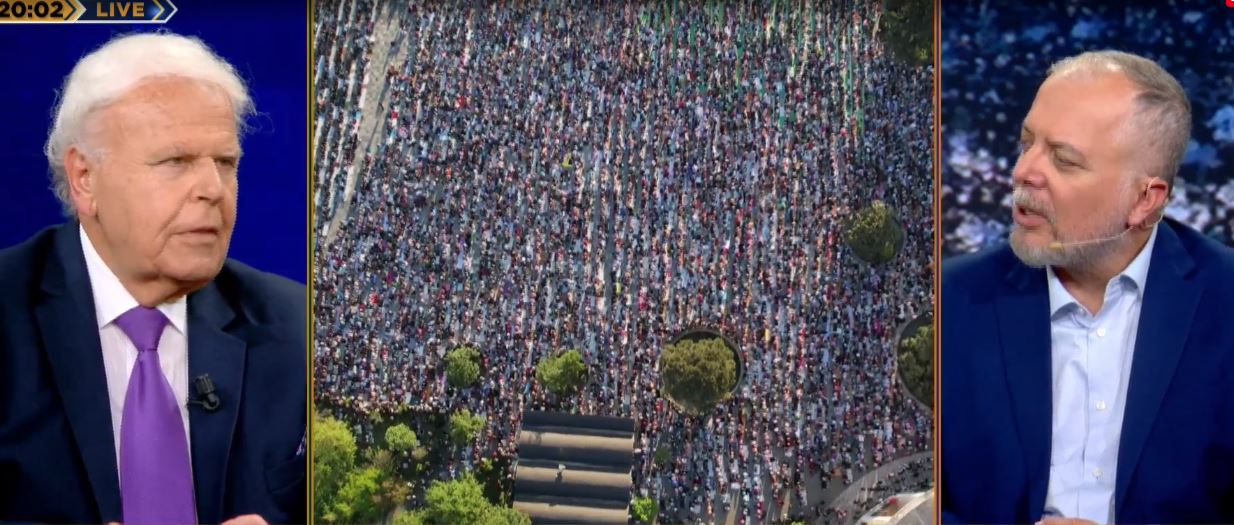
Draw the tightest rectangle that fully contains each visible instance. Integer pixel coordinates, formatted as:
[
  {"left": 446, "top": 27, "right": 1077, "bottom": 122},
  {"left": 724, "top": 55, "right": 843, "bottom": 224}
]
[{"left": 114, "top": 306, "right": 169, "bottom": 352}]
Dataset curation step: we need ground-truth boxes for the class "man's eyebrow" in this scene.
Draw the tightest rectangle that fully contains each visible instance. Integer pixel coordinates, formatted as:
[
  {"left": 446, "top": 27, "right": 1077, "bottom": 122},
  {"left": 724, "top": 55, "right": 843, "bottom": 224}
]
[
  {"left": 1020, "top": 123, "right": 1088, "bottom": 163},
  {"left": 1045, "top": 140, "right": 1088, "bottom": 162},
  {"left": 150, "top": 145, "right": 191, "bottom": 158}
]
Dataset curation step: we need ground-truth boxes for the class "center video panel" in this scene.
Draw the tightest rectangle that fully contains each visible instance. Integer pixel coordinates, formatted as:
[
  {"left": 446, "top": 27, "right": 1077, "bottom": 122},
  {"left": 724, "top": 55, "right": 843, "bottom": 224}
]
[{"left": 311, "top": 1, "right": 936, "bottom": 524}]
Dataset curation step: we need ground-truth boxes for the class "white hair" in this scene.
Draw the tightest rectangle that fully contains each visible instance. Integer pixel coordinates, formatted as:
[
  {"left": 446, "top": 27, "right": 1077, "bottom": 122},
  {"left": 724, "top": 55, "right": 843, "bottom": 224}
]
[
  {"left": 1046, "top": 50, "right": 1191, "bottom": 190},
  {"left": 45, "top": 31, "right": 254, "bottom": 216}
]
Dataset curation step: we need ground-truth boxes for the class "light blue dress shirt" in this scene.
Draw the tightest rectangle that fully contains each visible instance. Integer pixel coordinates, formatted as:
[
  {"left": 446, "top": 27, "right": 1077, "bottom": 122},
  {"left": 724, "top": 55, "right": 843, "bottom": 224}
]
[{"left": 1043, "top": 225, "right": 1158, "bottom": 524}]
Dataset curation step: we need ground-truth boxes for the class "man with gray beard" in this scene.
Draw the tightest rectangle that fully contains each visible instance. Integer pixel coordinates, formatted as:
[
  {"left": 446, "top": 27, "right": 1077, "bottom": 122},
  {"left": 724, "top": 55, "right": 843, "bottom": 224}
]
[{"left": 941, "top": 50, "right": 1234, "bottom": 524}]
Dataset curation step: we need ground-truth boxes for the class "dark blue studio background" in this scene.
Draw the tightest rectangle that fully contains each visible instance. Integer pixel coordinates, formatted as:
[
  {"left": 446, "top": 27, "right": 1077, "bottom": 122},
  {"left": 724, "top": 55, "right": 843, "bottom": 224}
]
[
  {"left": 942, "top": 0, "right": 1234, "bottom": 257},
  {"left": 0, "top": 3, "right": 308, "bottom": 283}
]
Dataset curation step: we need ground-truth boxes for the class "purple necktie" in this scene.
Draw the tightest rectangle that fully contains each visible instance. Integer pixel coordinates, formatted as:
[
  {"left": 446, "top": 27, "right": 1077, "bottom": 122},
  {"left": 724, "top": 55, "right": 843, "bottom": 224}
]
[{"left": 115, "top": 306, "right": 197, "bottom": 525}]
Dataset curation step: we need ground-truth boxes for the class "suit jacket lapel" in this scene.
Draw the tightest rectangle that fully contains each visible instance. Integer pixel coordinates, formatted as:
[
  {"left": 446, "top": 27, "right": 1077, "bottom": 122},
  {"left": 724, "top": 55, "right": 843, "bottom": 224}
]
[
  {"left": 1115, "top": 222, "right": 1199, "bottom": 518},
  {"left": 187, "top": 281, "right": 246, "bottom": 524},
  {"left": 995, "top": 260, "right": 1053, "bottom": 520},
  {"left": 35, "top": 223, "right": 122, "bottom": 521}
]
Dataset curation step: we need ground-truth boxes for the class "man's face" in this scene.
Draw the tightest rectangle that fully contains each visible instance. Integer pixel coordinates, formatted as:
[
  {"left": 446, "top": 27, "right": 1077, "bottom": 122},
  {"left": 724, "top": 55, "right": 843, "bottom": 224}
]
[
  {"left": 1009, "top": 71, "right": 1142, "bottom": 268},
  {"left": 74, "top": 77, "right": 240, "bottom": 291}
]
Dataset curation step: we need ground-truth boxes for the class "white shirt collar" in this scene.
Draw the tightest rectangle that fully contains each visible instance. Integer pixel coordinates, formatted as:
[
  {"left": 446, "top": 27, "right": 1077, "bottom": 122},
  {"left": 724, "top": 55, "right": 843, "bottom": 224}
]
[
  {"left": 1047, "top": 224, "right": 1159, "bottom": 317},
  {"left": 79, "top": 224, "right": 187, "bottom": 333}
]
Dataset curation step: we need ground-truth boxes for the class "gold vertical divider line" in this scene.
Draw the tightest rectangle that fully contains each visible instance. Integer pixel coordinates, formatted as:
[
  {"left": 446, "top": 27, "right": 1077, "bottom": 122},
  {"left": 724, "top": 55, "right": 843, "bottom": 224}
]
[
  {"left": 933, "top": 0, "right": 943, "bottom": 522},
  {"left": 306, "top": 0, "right": 316, "bottom": 521}
]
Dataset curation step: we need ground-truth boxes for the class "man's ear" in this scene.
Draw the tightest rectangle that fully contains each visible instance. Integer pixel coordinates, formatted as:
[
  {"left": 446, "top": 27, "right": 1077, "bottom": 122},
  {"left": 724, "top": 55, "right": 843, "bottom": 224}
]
[
  {"left": 64, "top": 145, "right": 98, "bottom": 218},
  {"left": 1130, "top": 177, "right": 1169, "bottom": 229}
]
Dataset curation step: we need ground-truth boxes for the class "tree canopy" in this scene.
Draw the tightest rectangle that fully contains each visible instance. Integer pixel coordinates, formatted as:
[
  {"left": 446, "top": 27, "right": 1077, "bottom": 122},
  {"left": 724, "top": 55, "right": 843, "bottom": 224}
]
[
  {"left": 535, "top": 349, "right": 588, "bottom": 396},
  {"left": 898, "top": 320, "right": 934, "bottom": 409},
  {"left": 478, "top": 506, "right": 533, "bottom": 525},
  {"left": 419, "top": 475, "right": 530, "bottom": 525},
  {"left": 313, "top": 414, "right": 357, "bottom": 522},
  {"left": 880, "top": 0, "right": 933, "bottom": 67},
  {"left": 449, "top": 408, "right": 486, "bottom": 446},
  {"left": 422, "top": 475, "right": 489, "bottom": 524},
  {"left": 392, "top": 509, "right": 425, "bottom": 525},
  {"left": 660, "top": 337, "right": 738, "bottom": 415},
  {"left": 446, "top": 346, "right": 482, "bottom": 388},
  {"left": 847, "top": 200, "right": 905, "bottom": 265},
  {"left": 331, "top": 466, "right": 386, "bottom": 524},
  {"left": 654, "top": 444, "right": 672, "bottom": 468},
  {"left": 385, "top": 423, "right": 420, "bottom": 454},
  {"left": 631, "top": 496, "right": 658, "bottom": 523}
]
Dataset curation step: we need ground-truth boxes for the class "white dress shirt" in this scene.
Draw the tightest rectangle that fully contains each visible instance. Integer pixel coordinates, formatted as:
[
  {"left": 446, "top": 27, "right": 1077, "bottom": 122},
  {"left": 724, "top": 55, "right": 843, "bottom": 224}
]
[
  {"left": 80, "top": 225, "right": 192, "bottom": 474},
  {"left": 1043, "top": 225, "right": 1157, "bottom": 524}
]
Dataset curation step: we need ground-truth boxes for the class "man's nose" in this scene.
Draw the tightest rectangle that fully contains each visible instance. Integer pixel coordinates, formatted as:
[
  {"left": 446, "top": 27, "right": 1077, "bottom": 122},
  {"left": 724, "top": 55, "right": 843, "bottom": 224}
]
[
  {"left": 191, "top": 158, "right": 227, "bottom": 202},
  {"left": 1012, "top": 146, "right": 1047, "bottom": 189}
]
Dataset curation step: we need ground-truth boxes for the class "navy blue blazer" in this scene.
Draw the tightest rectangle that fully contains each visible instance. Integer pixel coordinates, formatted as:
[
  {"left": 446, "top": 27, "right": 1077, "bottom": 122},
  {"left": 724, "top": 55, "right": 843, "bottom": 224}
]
[
  {"left": 0, "top": 223, "right": 306, "bottom": 523},
  {"left": 941, "top": 219, "right": 1234, "bottom": 523}
]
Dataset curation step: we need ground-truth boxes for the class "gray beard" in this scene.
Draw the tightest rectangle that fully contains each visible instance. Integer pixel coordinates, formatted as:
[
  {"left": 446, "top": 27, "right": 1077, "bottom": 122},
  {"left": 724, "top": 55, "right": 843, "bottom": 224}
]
[{"left": 1009, "top": 224, "right": 1127, "bottom": 270}]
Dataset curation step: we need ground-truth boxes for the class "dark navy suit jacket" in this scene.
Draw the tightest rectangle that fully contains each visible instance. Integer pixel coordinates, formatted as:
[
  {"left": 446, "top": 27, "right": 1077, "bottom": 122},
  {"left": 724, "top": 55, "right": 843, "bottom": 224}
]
[
  {"left": 941, "top": 219, "right": 1234, "bottom": 523},
  {"left": 0, "top": 223, "right": 306, "bottom": 523}
]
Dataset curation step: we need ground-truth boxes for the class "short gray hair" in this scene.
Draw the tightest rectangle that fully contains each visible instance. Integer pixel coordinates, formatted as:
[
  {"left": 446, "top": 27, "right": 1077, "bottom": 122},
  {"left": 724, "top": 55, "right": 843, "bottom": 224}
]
[
  {"left": 1046, "top": 50, "right": 1191, "bottom": 189},
  {"left": 45, "top": 31, "right": 254, "bottom": 216}
]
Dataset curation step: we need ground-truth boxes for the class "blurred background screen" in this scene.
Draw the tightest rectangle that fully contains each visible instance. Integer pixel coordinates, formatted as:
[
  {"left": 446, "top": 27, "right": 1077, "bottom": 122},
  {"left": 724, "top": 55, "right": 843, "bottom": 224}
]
[
  {"left": 942, "top": 0, "right": 1234, "bottom": 257},
  {"left": 0, "top": 4, "right": 308, "bottom": 282}
]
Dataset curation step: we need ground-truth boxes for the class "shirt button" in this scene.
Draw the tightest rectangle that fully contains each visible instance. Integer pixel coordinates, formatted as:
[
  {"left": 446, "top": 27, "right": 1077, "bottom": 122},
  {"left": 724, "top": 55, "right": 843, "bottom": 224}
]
[
  {"left": 1096, "top": 400, "right": 1107, "bottom": 411},
  {"left": 1093, "top": 468, "right": 1103, "bottom": 479},
  {"left": 1096, "top": 327, "right": 1107, "bottom": 337}
]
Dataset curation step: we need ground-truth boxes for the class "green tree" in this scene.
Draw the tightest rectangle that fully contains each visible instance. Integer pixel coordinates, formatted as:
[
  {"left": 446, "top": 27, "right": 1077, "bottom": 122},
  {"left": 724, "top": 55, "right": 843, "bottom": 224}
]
[
  {"left": 332, "top": 466, "right": 384, "bottom": 524},
  {"left": 880, "top": 0, "right": 933, "bottom": 67},
  {"left": 376, "top": 474, "right": 412, "bottom": 520},
  {"left": 366, "top": 448, "right": 396, "bottom": 474},
  {"left": 446, "top": 346, "right": 482, "bottom": 388},
  {"left": 392, "top": 509, "right": 425, "bottom": 525},
  {"left": 898, "top": 320, "right": 935, "bottom": 409},
  {"left": 475, "top": 457, "right": 513, "bottom": 506},
  {"left": 654, "top": 444, "right": 672, "bottom": 469},
  {"left": 660, "top": 337, "right": 738, "bottom": 415},
  {"left": 385, "top": 423, "right": 420, "bottom": 454},
  {"left": 846, "top": 201, "right": 905, "bottom": 265},
  {"left": 478, "top": 506, "right": 532, "bottom": 525},
  {"left": 535, "top": 349, "right": 588, "bottom": 396},
  {"left": 422, "top": 475, "right": 490, "bottom": 525},
  {"left": 314, "top": 414, "right": 357, "bottom": 522},
  {"left": 449, "top": 409, "right": 486, "bottom": 446},
  {"left": 631, "top": 496, "right": 658, "bottom": 523}
]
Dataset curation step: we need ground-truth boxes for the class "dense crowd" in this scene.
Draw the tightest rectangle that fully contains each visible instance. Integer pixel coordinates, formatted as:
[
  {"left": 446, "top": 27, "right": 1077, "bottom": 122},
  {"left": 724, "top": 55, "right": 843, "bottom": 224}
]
[
  {"left": 314, "top": 0, "right": 377, "bottom": 236},
  {"left": 314, "top": 0, "right": 933, "bottom": 523},
  {"left": 942, "top": 0, "right": 1234, "bottom": 256}
]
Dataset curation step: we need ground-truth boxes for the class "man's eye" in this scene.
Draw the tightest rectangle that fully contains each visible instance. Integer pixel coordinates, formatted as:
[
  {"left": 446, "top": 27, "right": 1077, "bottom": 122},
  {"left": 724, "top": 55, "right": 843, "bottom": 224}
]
[{"left": 160, "top": 156, "right": 191, "bottom": 166}]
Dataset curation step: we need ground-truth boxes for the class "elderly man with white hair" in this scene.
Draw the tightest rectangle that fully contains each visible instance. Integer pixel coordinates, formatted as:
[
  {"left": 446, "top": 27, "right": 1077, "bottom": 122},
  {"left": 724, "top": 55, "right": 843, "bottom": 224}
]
[
  {"left": 942, "top": 50, "right": 1234, "bottom": 524},
  {"left": 0, "top": 32, "right": 305, "bottom": 524}
]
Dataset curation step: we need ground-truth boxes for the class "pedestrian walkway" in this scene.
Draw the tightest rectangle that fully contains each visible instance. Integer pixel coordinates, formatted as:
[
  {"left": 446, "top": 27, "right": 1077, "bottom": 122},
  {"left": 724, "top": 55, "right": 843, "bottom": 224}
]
[
  {"left": 819, "top": 451, "right": 932, "bottom": 525},
  {"left": 324, "top": 0, "right": 411, "bottom": 245}
]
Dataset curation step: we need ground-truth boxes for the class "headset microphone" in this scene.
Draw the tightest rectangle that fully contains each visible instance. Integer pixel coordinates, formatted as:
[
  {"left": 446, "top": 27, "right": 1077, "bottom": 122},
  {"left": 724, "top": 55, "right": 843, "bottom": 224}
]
[
  {"left": 1047, "top": 227, "right": 1133, "bottom": 251},
  {"left": 1047, "top": 208, "right": 1165, "bottom": 251},
  {"left": 1044, "top": 178, "right": 1166, "bottom": 251}
]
